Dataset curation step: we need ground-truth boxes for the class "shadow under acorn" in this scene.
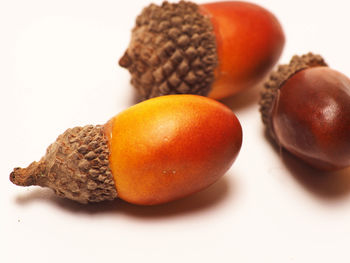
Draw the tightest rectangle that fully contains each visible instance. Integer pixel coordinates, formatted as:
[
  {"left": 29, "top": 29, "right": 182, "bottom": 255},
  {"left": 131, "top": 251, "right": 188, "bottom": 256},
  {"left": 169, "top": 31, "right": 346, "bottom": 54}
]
[
  {"left": 219, "top": 82, "right": 262, "bottom": 112},
  {"left": 264, "top": 129, "right": 350, "bottom": 200},
  {"left": 15, "top": 175, "right": 234, "bottom": 219}
]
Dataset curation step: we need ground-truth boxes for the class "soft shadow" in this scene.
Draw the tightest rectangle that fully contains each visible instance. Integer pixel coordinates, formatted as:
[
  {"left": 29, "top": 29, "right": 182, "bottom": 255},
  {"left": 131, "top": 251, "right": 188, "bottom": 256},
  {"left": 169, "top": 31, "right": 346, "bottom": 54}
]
[
  {"left": 282, "top": 151, "right": 350, "bottom": 199},
  {"left": 128, "top": 86, "right": 143, "bottom": 106},
  {"left": 219, "top": 83, "right": 262, "bottom": 111},
  {"left": 15, "top": 176, "right": 233, "bottom": 219},
  {"left": 16, "top": 188, "right": 57, "bottom": 204},
  {"left": 265, "top": 130, "right": 350, "bottom": 200},
  {"left": 128, "top": 81, "right": 263, "bottom": 111}
]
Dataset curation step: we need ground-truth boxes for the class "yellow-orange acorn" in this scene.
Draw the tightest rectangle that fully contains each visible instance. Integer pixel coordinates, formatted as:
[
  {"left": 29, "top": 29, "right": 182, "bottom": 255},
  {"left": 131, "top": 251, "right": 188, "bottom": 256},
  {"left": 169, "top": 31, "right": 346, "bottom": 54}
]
[
  {"left": 10, "top": 95, "right": 242, "bottom": 205},
  {"left": 119, "top": 1, "right": 285, "bottom": 100}
]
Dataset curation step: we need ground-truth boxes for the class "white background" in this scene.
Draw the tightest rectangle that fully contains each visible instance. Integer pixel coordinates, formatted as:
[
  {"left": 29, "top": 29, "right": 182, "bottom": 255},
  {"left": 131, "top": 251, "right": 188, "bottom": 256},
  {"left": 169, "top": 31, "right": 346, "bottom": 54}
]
[{"left": 1, "top": 0, "right": 350, "bottom": 262}]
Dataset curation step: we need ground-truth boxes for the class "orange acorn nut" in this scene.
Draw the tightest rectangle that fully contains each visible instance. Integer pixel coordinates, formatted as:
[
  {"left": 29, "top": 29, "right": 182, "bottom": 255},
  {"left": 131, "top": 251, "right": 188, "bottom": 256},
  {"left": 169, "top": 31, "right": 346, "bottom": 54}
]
[
  {"left": 10, "top": 95, "right": 242, "bottom": 205},
  {"left": 260, "top": 53, "right": 350, "bottom": 171},
  {"left": 119, "top": 1, "right": 285, "bottom": 100}
]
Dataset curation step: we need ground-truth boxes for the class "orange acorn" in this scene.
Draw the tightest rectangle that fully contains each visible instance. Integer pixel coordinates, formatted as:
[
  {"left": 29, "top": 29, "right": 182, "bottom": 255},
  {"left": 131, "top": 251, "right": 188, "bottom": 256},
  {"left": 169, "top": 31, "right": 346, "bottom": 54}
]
[
  {"left": 119, "top": 1, "right": 285, "bottom": 100},
  {"left": 10, "top": 95, "right": 242, "bottom": 205}
]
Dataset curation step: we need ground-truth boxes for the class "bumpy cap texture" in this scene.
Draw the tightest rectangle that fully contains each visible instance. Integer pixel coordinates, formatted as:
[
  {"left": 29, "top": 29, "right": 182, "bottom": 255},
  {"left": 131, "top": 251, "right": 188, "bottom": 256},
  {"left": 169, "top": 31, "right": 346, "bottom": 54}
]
[
  {"left": 119, "top": 0, "right": 218, "bottom": 99},
  {"left": 259, "top": 53, "right": 328, "bottom": 138},
  {"left": 10, "top": 125, "right": 117, "bottom": 204}
]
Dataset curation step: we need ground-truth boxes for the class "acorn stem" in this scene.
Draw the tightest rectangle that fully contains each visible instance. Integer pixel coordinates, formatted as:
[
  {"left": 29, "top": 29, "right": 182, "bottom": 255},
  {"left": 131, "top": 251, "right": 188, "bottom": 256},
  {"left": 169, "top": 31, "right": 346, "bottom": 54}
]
[
  {"left": 119, "top": 52, "right": 132, "bottom": 68},
  {"left": 9, "top": 125, "right": 117, "bottom": 203},
  {"left": 10, "top": 161, "right": 46, "bottom": 187}
]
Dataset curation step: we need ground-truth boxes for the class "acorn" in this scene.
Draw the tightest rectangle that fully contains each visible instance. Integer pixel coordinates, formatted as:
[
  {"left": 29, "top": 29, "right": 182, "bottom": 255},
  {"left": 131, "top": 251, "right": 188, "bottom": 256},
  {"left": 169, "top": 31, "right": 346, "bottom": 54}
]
[
  {"left": 260, "top": 53, "right": 350, "bottom": 171},
  {"left": 10, "top": 95, "right": 242, "bottom": 205},
  {"left": 119, "top": 0, "right": 285, "bottom": 100}
]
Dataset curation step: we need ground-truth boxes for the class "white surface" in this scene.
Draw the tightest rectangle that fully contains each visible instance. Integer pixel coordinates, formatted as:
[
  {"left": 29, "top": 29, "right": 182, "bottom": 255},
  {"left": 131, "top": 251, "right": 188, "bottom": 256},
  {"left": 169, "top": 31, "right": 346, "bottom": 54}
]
[{"left": 1, "top": 0, "right": 350, "bottom": 262}]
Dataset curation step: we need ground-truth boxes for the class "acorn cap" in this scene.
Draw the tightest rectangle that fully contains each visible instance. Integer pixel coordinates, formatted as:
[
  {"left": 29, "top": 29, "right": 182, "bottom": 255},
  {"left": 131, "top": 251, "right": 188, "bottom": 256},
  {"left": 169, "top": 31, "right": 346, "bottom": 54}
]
[
  {"left": 119, "top": 0, "right": 218, "bottom": 99},
  {"left": 259, "top": 52, "right": 328, "bottom": 139},
  {"left": 10, "top": 125, "right": 117, "bottom": 204}
]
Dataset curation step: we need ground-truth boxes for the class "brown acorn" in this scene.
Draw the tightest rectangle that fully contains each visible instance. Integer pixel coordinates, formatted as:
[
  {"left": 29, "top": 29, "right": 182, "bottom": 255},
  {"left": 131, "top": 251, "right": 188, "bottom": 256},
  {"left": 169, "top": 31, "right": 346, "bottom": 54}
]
[
  {"left": 260, "top": 53, "right": 350, "bottom": 171},
  {"left": 119, "top": 1, "right": 285, "bottom": 100}
]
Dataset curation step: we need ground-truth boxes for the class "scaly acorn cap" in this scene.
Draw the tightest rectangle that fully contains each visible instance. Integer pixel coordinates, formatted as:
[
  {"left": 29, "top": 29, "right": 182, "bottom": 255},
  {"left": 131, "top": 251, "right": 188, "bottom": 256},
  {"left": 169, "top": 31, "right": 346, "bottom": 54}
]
[
  {"left": 10, "top": 125, "right": 117, "bottom": 204},
  {"left": 119, "top": 0, "right": 218, "bottom": 99},
  {"left": 259, "top": 52, "right": 328, "bottom": 140}
]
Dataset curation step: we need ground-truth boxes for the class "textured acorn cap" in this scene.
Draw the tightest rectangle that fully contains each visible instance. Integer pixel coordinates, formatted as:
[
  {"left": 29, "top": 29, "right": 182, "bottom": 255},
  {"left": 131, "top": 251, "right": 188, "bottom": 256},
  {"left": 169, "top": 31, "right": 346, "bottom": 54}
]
[
  {"left": 119, "top": 0, "right": 218, "bottom": 99},
  {"left": 259, "top": 52, "right": 328, "bottom": 139},
  {"left": 10, "top": 125, "right": 117, "bottom": 204}
]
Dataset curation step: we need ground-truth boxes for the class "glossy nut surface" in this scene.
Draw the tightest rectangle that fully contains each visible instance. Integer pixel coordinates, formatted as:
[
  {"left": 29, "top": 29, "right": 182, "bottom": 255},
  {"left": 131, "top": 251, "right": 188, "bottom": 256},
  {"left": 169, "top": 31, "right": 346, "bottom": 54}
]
[
  {"left": 105, "top": 95, "right": 242, "bottom": 205},
  {"left": 200, "top": 1, "right": 285, "bottom": 99},
  {"left": 272, "top": 67, "right": 350, "bottom": 170}
]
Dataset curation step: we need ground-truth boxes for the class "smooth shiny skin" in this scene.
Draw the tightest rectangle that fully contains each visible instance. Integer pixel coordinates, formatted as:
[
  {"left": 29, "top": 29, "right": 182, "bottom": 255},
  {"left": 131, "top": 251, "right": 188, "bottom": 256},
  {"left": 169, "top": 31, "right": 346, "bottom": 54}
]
[
  {"left": 200, "top": 1, "right": 285, "bottom": 99},
  {"left": 272, "top": 67, "right": 350, "bottom": 170},
  {"left": 105, "top": 95, "right": 242, "bottom": 205}
]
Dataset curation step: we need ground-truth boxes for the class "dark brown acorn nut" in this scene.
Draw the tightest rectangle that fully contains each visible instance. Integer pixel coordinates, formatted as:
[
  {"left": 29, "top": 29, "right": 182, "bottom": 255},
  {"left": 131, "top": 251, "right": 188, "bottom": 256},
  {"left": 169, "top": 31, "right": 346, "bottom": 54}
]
[{"left": 260, "top": 53, "right": 350, "bottom": 171}]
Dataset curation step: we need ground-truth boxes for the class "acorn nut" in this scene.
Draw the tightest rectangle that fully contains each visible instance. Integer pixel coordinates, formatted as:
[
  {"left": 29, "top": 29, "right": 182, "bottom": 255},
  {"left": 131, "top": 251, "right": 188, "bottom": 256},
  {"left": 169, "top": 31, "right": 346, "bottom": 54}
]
[
  {"left": 260, "top": 53, "right": 350, "bottom": 171},
  {"left": 10, "top": 95, "right": 242, "bottom": 205},
  {"left": 119, "top": 0, "right": 285, "bottom": 100}
]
